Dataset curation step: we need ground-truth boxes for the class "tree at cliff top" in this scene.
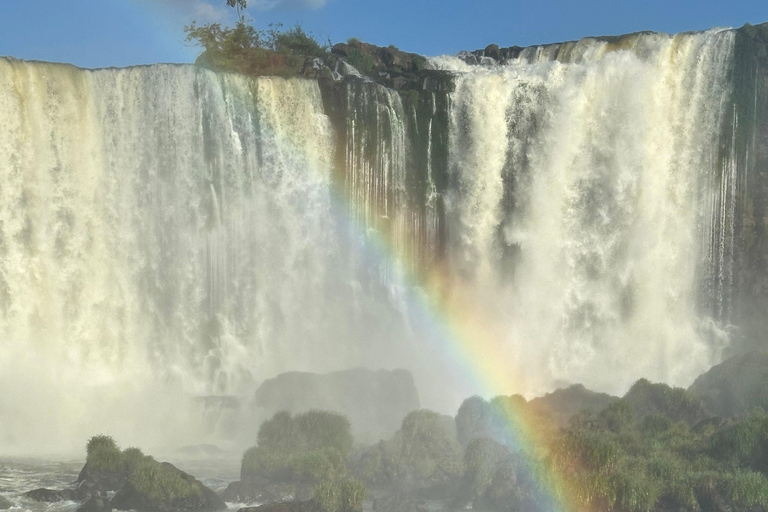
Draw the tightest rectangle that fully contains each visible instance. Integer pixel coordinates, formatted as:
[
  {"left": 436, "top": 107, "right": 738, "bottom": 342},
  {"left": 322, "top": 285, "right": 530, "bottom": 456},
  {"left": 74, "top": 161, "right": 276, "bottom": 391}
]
[{"left": 184, "top": 15, "right": 329, "bottom": 77}]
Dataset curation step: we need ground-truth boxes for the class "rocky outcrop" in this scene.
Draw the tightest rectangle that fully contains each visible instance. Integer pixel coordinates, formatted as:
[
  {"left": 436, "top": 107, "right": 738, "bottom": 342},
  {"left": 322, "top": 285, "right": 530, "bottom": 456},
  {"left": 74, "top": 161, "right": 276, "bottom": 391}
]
[
  {"left": 624, "top": 378, "right": 710, "bottom": 425},
  {"left": 254, "top": 368, "right": 420, "bottom": 442},
  {"left": 331, "top": 41, "right": 453, "bottom": 92},
  {"left": 527, "top": 384, "right": 619, "bottom": 427},
  {"left": 25, "top": 488, "right": 84, "bottom": 502},
  {"left": 0, "top": 497, "right": 11, "bottom": 510},
  {"left": 689, "top": 350, "right": 768, "bottom": 417}
]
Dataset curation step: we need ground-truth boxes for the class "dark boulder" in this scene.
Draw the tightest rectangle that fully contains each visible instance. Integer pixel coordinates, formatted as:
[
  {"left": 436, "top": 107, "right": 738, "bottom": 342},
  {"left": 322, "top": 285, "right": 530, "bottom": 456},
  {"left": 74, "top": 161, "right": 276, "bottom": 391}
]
[
  {"left": 254, "top": 368, "right": 420, "bottom": 443},
  {"left": 527, "top": 384, "right": 619, "bottom": 427},
  {"left": 330, "top": 41, "right": 453, "bottom": 92},
  {"left": 78, "top": 496, "right": 113, "bottom": 512},
  {"left": 24, "top": 488, "right": 82, "bottom": 502},
  {"left": 689, "top": 350, "right": 768, "bottom": 417},
  {"left": 484, "top": 44, "right": 500, "bottom": 60},
  {"left": 77, "top": 461, "right": 128, "bottom": 493},
  {"left": 0, "top": 496, "right": 12, "bottom": 509}
]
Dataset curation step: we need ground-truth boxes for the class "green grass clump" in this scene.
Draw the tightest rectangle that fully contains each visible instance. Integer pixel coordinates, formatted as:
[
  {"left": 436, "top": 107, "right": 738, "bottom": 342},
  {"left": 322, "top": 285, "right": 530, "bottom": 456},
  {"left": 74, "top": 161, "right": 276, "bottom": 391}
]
[
  {"left": 127, "top": 457, "right": 202, "bottom": 502},
  {"left": 86, "top": 435, "right": 123, "bottom": 472},
  {"left": 84, "top": 436, "right": 203, "bottom": 503}
]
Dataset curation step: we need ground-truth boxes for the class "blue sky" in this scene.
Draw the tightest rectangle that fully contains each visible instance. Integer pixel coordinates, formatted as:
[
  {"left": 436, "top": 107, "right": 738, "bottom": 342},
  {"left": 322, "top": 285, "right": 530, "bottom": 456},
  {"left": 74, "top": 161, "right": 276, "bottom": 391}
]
[{"left": 0, "top": 0, "right": 765, "bottom": 68}]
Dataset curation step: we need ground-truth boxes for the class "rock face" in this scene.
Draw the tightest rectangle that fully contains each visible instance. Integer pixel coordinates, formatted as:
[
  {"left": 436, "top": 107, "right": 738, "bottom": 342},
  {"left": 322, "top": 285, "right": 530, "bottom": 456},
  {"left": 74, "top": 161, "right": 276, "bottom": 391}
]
[
  {"left": 77, "top": 496, "right": 113, "bottom": 512},
  {"left": 331, "top": 41, "right": 453, "bottom": 92},
  {"left": 527, "top": 384, "right": 619, "bottom": 427},
  {"left": 254, "top": 368, "right": 420, "bottom": 442},
  {"left": 689, "top": 351, "right": 768, "bottom": 417}
]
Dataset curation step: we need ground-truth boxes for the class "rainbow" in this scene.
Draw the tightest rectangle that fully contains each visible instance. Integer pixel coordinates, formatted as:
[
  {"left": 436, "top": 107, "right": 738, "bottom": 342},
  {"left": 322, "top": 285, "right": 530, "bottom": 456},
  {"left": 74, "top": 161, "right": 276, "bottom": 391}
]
[{"left": 251, "top": 75, "right": 577, "bottom": 511}]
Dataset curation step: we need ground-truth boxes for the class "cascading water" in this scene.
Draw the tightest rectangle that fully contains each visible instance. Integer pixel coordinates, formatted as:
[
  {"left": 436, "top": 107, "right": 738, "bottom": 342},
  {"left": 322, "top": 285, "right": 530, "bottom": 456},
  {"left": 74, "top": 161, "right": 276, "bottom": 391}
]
[
  {"left": 436, "top": 29, "right": 736, "bottom": 394},
  {"left": 0, "top": 25, "right": 763, "bottom": 455}
]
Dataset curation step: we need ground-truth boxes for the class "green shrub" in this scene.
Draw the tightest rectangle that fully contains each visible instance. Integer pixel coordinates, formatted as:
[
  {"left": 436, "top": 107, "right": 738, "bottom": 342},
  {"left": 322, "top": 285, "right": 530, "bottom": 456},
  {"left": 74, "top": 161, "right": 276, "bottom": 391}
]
[
  {"left": 710, "top": 409, "right": 768, "bottom": 470},
  {"left": 356, "top": 410, "right": 461, "bottom": 490},
  {"left": 185, "top": 19, "right": 327, "bottom": 77},
  {"left": 127, "top": 457, "right": 202, "bottom": 502},
  {"left": 314, "top": 477, "right": 367, "bottom": 512},
  {"left": 273, "top": 24, "right": 328, "bottom": 58},
  {"left": 86, "top": 435, "right": 122, "bottom": 472},
  {"left": 346, "top": 49, "right": 374, "bottom": 75},
  {"left": 242, "top": 410, "right": 353, "bottom": 485},
  {"left": 599, "top": 400, "right": 635, "bottom": 434}
]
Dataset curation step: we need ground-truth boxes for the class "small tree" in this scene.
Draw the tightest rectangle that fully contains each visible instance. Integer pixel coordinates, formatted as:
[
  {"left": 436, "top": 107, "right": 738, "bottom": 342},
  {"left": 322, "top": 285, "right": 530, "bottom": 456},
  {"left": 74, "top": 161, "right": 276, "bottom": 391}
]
[{"left": 226, "top": 0, "right": 247, "bottom": 16}]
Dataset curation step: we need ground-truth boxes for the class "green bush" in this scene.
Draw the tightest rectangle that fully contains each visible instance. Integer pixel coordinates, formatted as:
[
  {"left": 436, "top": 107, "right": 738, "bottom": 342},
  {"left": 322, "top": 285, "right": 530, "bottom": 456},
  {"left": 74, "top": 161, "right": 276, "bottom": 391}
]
[
  {"left": 184, "top": 19, "right": 327, "bottom": 77},
  {"left": 710, "top": 409, "right": 768, "bottom": 471},
  {"left": 314, "top": 477, "right": 367, "bottom": 512},
  {"left": 127, "top": 457, "right": 202, "bottom": 502},
  {"left": 355, "top": 410, "right": 461, "bottom": 491},
  {"left": 243, "top": 410, "right": 353, "bottom": 485},
  {"left": 86, "top": 435, "right": 122, "bottom": 472},
  {"left": 83, "top": 437, "right": 203, "bottom": 503},
  {"left": 346, "top": 49, "right": 374, "bottom": 75}
]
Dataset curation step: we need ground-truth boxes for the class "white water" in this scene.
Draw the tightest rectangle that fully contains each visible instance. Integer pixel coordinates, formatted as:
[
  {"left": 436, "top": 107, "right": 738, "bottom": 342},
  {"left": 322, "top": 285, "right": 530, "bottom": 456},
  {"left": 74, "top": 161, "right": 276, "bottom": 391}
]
[
  {"left": 438, "top": 29, "right": 735, "bottom": 394},
  {"left": 0, "top": 61, "right": 407, "bottom": 454},
  {"left": 0, "top": 27, "right": 742, "bottom": 454}
]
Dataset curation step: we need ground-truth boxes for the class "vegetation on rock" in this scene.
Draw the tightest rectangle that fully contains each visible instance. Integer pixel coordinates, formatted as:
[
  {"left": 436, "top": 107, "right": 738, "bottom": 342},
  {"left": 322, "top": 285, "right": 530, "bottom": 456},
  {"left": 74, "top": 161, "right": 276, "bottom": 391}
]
[
  {"left": 242, "top": 410, "right": 353, "bottom": 485},
  {"left": 184, "top": 18, "right": 329, "bottom": 77},
  {"left": 354, "top": 409, "right": 462, "bottom": 492}
]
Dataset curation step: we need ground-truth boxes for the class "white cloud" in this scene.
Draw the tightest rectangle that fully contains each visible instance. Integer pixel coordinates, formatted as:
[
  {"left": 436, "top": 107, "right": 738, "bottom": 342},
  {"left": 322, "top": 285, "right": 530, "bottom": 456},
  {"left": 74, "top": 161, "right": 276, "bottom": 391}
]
[
  {"left": 139, "top": 0, "right": 232, "bottom": 23},
  {"left": 249, "top": 0, "right": 330, "bottom": 11}
]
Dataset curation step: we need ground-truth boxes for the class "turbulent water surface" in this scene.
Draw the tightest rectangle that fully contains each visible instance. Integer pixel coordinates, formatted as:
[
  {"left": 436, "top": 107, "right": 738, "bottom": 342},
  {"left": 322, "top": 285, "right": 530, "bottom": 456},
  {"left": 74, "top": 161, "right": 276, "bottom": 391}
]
[{"left": 0, "top": 26, "right": 760, "bottom": 456}]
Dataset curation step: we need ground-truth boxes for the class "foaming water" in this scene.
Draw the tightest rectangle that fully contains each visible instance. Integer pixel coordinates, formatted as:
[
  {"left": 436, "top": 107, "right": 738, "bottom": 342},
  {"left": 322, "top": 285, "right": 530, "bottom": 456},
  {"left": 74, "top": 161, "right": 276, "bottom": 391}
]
[
  {"left": 0, "top": 61, "right": 370, "bottom": 454},
  {"left": 0, "top": 27, "right": 746, "bottom": 454},
  {"left": 438, "top": 29, "right": 735, "bottom": 394}
]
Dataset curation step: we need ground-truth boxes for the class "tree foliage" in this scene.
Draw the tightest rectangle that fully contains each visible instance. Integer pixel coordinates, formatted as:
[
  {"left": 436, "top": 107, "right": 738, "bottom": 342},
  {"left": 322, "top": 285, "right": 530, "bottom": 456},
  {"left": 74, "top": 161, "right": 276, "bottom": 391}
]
[{"left": 184, "top": 16, "right": 328, "bottom": 77}]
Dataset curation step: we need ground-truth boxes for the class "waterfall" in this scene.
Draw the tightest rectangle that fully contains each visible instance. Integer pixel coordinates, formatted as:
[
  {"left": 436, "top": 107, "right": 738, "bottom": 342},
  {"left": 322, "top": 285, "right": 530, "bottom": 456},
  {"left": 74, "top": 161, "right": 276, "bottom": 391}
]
[
  {"left": 437, "top": 29, "right": 736, "bottom": 393},
  {"left": 0, "top": 25, "right": 761, "bottom": 453}
]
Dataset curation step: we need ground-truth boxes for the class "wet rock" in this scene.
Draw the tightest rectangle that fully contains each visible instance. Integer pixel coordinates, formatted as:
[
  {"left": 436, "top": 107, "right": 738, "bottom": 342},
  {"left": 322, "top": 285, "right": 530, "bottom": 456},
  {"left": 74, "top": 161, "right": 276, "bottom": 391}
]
[
  {"left": 0, "top": 496, "right": 12, "bottom": 509},
  {"left": 24, "top": 487, "right": 82, "bottom": 502},
  {"left": 254, "top": 368, "right": 420, "bottom": 443},
  {"left": 78, "top": 496, "right": 113, "bottom": 512},
  {"left": 484, "top": 44, "right": 500, "bottom": 60},
  {"left": 689, "top": 350, "right": 768, "bottom": 417}
]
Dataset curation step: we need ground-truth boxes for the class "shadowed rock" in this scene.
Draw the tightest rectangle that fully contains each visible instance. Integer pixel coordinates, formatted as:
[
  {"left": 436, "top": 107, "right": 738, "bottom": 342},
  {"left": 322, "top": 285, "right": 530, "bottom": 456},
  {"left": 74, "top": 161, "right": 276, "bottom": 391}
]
[{"left": 254, "top": 368, "right": 420, "bottom": 442}]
